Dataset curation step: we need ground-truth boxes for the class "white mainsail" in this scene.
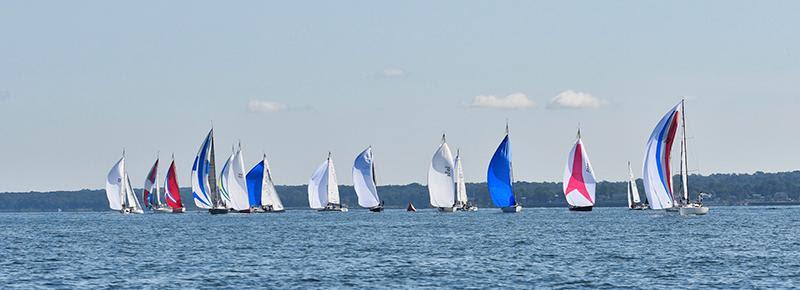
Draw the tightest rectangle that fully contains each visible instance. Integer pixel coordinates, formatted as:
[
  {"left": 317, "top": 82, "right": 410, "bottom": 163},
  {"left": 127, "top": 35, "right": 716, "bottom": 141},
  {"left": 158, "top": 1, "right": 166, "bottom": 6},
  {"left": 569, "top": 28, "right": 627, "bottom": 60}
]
[
  {"left": 224, "top": 145, "right": 251, "bottom": 211},
  {"left": 454, "top": 150, "right": 468, "bottom": 206},
  {"left": 105, "top": 157, "right": 125, "bottom": 211},
  {"left": 124, "top": 174, "right": 143, "bottom": 211},
  {"left": 627, "top": 162, "right": 642, "bottom": 208},
  {"left": 219, "top": 152, "right": 235, "bottom": 207},
  {"left": 428, "top": 135, "right": 456, "bottom": 208},
  {"left": 562, "top": 132, "right": 597, "bottom": 207},
  {"left": 327, "top": 154, "right": 341, "bottom": 205},
  {"left": 309, "top": 153, "right": 340, "bottom": 209},
  {"left": 262, "top": 157, "right": 284, "bottom": 211},
  {"left": 353, "top": 147, "right": 380, "bottom": 208}
]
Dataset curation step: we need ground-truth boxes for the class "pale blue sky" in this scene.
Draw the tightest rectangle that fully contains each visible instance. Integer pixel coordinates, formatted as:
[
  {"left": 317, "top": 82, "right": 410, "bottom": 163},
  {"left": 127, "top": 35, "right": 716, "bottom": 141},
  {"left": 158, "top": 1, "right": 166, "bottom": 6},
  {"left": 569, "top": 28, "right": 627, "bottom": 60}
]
[{"left": 1, "top": 0, "right": 798, "bottom": 191}]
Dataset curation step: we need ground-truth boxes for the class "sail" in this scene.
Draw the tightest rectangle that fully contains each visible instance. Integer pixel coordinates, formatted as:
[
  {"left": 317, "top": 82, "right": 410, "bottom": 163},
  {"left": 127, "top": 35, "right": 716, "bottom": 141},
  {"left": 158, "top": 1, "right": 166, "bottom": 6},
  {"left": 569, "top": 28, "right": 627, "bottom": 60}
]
[
  {"left": 165, "top": 159, "right": 183, "bottom": 209},
  {"left": 642, "top": 103, "right": 681, "bottom": 210},
  {"left": 488, "top": 134, "right": 516, "bottom": 207},
  {"left": 454, "top": 150, "right": 468, "bottom": 205},
  {"left": 428, "top": 138, "right": 455, "bottom": 208},
  {"left": 326, "top": 155, "right": 340, "bottom": 205},
  {"left": 105, "top": 157, "right": 124, "bottom": 211},
  {"left": 562, "top": 136, "right": 596, "bottom": 207},
  {"left": 224, "top": 147, "right": 251, "bottom": 211},
  {"left": 218, "top": 153, "right": 235, "bottom": 208},
  {"left": 353, "top": 147, "right": 380, "bottom": 208},
  {"left": 263, "top": 158, "right": 284, "bottom": 210},
  {"left": 246, "top": 160, "right": 264, "bottom": 208},
  {"left": 628, "top": 162, "right": 641, "bottom": 205},
  {"left": 308, "top": 158, "right": 330, "bottom": 209},
  {"left": 125, "top": 174, "right": 142, "bottom": 211},
  {"left": 191, "top": 131, "right": 214, "bottom": 209},
  {"left": 143, "top": 158, "right": 159, "bottom": 208}
]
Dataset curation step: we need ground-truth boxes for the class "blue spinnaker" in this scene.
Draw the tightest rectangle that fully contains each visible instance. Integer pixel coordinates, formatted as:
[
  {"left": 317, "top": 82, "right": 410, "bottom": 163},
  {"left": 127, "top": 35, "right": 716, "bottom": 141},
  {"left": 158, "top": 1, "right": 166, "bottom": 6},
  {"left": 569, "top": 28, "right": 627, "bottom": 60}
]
[
  {"left": 246, "top": 161, "right": 265, "bottom": 207},
  {"left": 488, "top": 135, "right": 516, "bottom": 207}
]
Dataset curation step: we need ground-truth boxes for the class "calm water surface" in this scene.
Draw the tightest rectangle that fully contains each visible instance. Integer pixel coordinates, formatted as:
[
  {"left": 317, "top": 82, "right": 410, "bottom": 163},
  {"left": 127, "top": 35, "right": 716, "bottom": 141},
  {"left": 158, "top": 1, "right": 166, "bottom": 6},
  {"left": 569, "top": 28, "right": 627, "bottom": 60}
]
[{"left": 1, "top": 207, "right": 799, "bottom": 289}]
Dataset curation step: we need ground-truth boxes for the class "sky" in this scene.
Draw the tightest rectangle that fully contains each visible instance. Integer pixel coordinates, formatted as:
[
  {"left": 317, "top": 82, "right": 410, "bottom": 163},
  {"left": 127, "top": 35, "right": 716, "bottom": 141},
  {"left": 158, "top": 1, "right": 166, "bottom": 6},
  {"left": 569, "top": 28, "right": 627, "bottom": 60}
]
[{"left": 1, "top": 0, "right": 799, "bottom": 192}]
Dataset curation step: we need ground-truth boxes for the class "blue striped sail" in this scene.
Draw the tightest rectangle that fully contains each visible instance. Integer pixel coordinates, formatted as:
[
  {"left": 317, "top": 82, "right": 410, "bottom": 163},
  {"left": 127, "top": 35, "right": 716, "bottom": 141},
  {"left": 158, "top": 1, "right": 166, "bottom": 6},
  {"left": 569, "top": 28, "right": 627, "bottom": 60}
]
[
  {"left": 191, "top": 131, "right": 213, "bottom": 209},
  {"left": 642, "top": 103, "right": 681, "bottom": 210}
]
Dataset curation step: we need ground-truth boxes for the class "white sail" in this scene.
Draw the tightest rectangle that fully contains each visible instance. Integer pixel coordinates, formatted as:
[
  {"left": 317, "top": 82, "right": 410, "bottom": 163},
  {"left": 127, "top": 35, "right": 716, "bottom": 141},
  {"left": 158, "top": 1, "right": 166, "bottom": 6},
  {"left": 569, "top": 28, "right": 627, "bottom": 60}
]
[
  {"left": 454, "top": 150, "right": 468, "bottom": 205},
  {"left": 353, "top": 147, "right": 380, "bottom": 208},
  {"left": 327, "top": 155, "right": 341, "bottom": 205},
  {"left": 224, "top": 147, "right": 251, "bottom": 211},
  {"left": 428, "top": 136, "right": 456, "bottom": 208},
  {"left": 105, "top": 157, "right": 125, "bottom": 211},
  {"left": 125, "top": 174, "right": 143, "bottom": 211},
  {"left": 219, "top": 153, "right": 234, "bottom": 207},
  {"left": 628, "top": 162, "right": 642, "bottom": 207},
  {"left": 562, "top": 135, "right": 597, "bottom": 207},
  {"left": 262, "top": 158, "right": 284, "bottom": 211},
  {"left": 308, "top": 157, "right": 330, "bottom": 209}
]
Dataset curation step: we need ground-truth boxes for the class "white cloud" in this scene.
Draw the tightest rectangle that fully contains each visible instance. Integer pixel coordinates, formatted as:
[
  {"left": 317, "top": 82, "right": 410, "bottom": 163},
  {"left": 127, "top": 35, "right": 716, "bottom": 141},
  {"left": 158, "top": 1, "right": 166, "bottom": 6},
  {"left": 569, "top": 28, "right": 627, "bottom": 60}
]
[
  {"left": 548, "top": 90, "right": 606, "bottom": 109},
  {"left": 471, "top": 92, "right": 536, "bottom": 109},
  {"left": 247, "top": 100, "right": 288, "bottom": 113},
  {"left": 380, "top": 67, "right": 406, "bottom": 78}
]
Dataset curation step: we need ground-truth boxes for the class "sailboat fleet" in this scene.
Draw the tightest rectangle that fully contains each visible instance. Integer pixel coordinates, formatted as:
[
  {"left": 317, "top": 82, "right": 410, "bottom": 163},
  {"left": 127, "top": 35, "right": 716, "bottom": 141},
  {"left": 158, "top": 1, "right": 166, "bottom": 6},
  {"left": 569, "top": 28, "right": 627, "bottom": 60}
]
[{"left": 104, "top": 99, "right": 709, "bottom": 215}]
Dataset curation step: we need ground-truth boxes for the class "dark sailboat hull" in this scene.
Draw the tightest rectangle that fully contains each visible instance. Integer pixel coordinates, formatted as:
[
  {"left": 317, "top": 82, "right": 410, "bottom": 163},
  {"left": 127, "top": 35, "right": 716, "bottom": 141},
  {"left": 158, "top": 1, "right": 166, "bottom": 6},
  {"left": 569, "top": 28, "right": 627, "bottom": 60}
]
[
  {"left": 569, "top": 206, "right": 593, "bottom": 212},
  {"left": 369, "top": 206, "right": 384, "bottom": 212},
  {"left": 209, "top": 208, "right": 229, "bottom": 215}
]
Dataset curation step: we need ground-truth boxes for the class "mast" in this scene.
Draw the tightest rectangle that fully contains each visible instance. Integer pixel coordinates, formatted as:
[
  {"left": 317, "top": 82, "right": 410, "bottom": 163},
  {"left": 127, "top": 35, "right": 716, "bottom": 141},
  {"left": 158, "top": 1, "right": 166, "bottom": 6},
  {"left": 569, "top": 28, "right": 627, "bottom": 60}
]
[
  {"left": 155, "top": 153, "right": 161, "bottom": 207},
  {"left": 506, "top": 122, "right": 516, "bottom": 201},
  {"left": 680, "top": 99, "right": 689, "bottom": 203},
  {"left": 208, "top": 129, "right": 220, "bottom": 207}
]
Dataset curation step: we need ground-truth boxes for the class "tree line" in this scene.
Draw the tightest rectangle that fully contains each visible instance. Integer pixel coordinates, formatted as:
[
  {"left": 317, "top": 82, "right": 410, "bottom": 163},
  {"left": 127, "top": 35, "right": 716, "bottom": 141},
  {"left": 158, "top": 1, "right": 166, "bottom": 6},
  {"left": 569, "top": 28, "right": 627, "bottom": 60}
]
[{"left": 2, "top": 171, "right": 800, "bottom": 211}]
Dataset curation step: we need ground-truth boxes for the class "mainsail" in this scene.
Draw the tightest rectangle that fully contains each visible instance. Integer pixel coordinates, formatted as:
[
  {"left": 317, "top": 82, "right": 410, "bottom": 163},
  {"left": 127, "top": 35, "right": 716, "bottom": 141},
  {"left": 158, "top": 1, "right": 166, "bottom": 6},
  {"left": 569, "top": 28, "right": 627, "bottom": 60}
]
[
  {"left": 308, "top": 153, "right": 339, "bottom": 209},
  {"left": 562, "top": 130, "right": 597, "bottom": 207},
  {"left": 428, "top": 135, "right": 456, "bottom": 208},
  {"left": 488, "top": 130, "right": 516, "bottom": 208},
  {"left": 164, "top": 158, "right": 183, "bottom": 210},
  {"left": 454, "top": 150, "right": 468, "bottom": 207},
  {"left": 246, "top": 155, "right": 285, "bottom": 211},
  {"left": 218, "top": 152, "right": 234, "bottom": 207},
  {"left": 627, "top": 162, "right": 642, "bottom": 208},
  {"left": 105, "top": 157, "right": 125, "bottom": 211},
  {"left": 642, "top": 103, "right": 681, "bottom": 210},
  {"left": 353, "top": 147, "right": 380, "bottom": 208},
  {"left": 143, "top": 158, "right": 160, "bottom": 209},
  {"left": 223, "top": 145, "right": 250, "bottom": 211}
]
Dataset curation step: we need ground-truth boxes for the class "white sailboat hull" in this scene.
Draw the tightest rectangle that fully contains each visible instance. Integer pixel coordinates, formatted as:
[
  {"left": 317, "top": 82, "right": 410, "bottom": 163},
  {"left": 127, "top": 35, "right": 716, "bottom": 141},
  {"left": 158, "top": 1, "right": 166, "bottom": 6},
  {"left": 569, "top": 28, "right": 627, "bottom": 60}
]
[
  {"left": 679, "top": 206, "right": 709, "bottom": 216},
  {"left": 501, "top": 205, "right": 522, "bottom": 213},
  {"left": 152, "top": 207, "right": 173, "bottom": 214}
]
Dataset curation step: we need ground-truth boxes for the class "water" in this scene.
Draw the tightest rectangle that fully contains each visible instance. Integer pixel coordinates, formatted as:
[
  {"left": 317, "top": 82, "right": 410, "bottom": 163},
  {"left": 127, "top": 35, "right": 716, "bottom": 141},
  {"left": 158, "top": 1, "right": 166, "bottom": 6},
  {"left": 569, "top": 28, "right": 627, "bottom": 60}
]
[{"left": 1, "top": 207, "right": 799, "bottom": 289}]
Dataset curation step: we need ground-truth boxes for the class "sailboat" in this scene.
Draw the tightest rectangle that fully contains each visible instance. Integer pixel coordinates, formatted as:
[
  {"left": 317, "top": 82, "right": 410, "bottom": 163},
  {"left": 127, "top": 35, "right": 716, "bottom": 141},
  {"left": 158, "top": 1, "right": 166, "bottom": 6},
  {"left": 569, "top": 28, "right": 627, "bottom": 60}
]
[
  {"left": 143, "top": 157, "right": 172, "bottom": 213},
  {"left": 428, "top": 134, "right": 457, "bottom": 212},
  {"left": 353, "top": 147, "right": 384, "bottom": 212},
  {"left": 246, "top": 154, "right": 285, "bottom": 213},
  {"left": 562, "top": 129, "right": 596, "bottom": 212},
  {"left": 642, "top": 100, "right": 708, "bottom": 215},
  {"left": 488, "top": 124, "right": 521, "bottom": 213},
  {"left": 627, "top": 162, "right": 646, "bottom": 210},
  {"left": 454, "top": 150, "right": 477, "bottom": 211},
  {"left": 105, "top": 153, "right": 144, "bottom": 214},
  {"left": 406, "top": 202, "right": 417, "bottom": 212},
  {"left": 164, "top": 155, "right": 185, "bottom": 213},
  {"left": 221, "top": 143, "right": 252, "bottom": 213},
  {"left": 308, "top": 152, "right": 348, "bottom": 212},
  {"left": 191, "top": 129, "right": 228, "bottom": 214}
]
